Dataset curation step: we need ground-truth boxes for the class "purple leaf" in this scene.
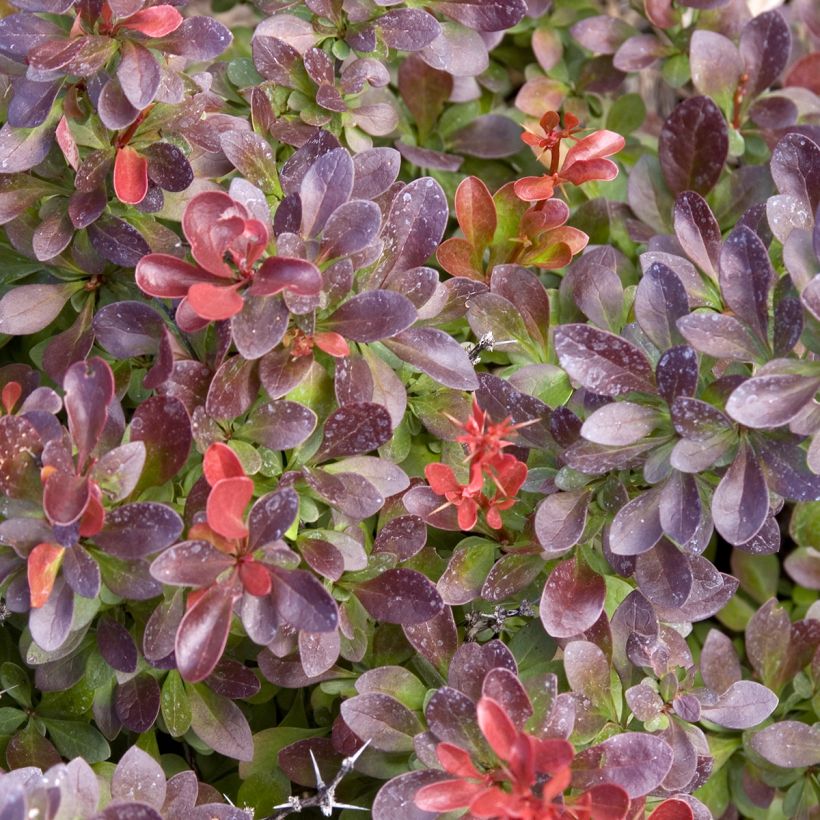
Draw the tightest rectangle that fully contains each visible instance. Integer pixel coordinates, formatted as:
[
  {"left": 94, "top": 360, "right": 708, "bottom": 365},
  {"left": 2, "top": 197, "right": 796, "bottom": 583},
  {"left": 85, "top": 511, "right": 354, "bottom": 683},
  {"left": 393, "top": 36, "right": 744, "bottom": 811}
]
[
  {"left": 130, "top": 395, "right": 192, "bottom": 490},
  {"left": 374, "top": 177, "right": 448, "bottom": 280},
  {"left": 316, "top": 402, "right": 392, "bottom": 461},
  {"left": 304, "top": 469, "right": 384, "bottom": 519},
  {"left": 432, "top": 0, "right": 527, "bottom": 31},
  {"left": 323, "top": 291, "right": 416, "bottom": 342},
  {"left": 554, "top": 324, "right": 654, "bottom": 397},
  {"left": 719, "top": 225, "right": 774, "bottom": 341},
  {"left": 97, "top": 616, "right": 138, "bottom": 673},
  {"left": 207, "top": 356, "right": 260, "bottom": 420},
  {"left": 231, "top": 295, "right": 289, "bottom": 360},
  {"left": 751, "top": 721, "right": 820, "bottom": 768},
  {"left": 540, "top": 558, "right": 606, "bottom": 638},
  {"left": 659, "top": 97, "right": 728, "bottom": 196},
  {"left": 373, "top": 515, "right": 427, "bottom": 560},
  {"left": 269, "top": 566, "right": 339, "bottom": 632},
  {"left": 673, "top": 191, "right": 721, "bottom": 279},
  {"left": 739, "top": 10, "right": 791, "bottom": 97},
  {"left": 609, "top": 490, "right": 663, "bottom": 555},
  {"left": 581, "top": 402, "right": 661, "bottom": 447},
  {"left": 188, "top": 684, "right": 253, "bottom": 761},
  {"left": 676, "top": 312, "right": 765, "bottom": 361},
  {"left": 634, "top": 539, "right": 693, "bottom": 609},
  {"left": 92, "top": 301, "right": 165, "bottom": 359},
  {"left": 450, "top": 115, "right": 523, "bottom": 159},
  {"left": 571, "top": 15, "right": 633, "bottom": 54},
  {"left": 659, "top": 471, "right": 701, "bottom": 545},
  {"left": 352, "top": 147, "right": 401, "bottom": 199},
  {"left": 341, "top": 693, "right": 422, "bottom": 751},
  {"left": 698, "top": 680, "right": 777, "bottom": 729},
  {"left": 150, "top": 541, "right": 234, "bottom": 587},
  {"left": 117, "top": 41, "right": 159, "bottom": 110},
  {"left": 573, "top": 733, "right": 674, "bottom": 798},
  {"left": 534, "top": 490, "right": 590, "bottom": 558},
  {"left": 449, "top": 640, "right": 516, "bottom": 701},
  {"left": 97, "top": 78, "right": 141, "bottom": 130},
  {"left": 300, "top": 148, "right": 354, "bottom": 238},
  {"left": 373, "top": 771, "right": 446, "bottom": 820},
  {"left": 384, "top": 327, "right": 478, "bottom": 390},
  {"left": 0, "top": 120, "right": 54, "bottom": 173},
  {"left": 206, "top": 658, "right": 261, "bottom": 700},
  {"left": 145, "top": 143, "right": 193, "bottom": 193},
  {"left": 0, "top": 283, "right": 77, "bottom": 336},
  {"left": 656, "top": 346, "right": 698, "bottom": 405},
  {"left": 378, "top": 9, "right": 441, "bottom": 50},
  {"left": 754, "top": 434, "right": 820, "bottom": 502},
  {"left": 247, "top": 489, "right": 299, "bottom": 550},
  {"left": 700, "top": 629, "right": 742, "bottom": 694},
  {"left": 87, "top": 216, "right": 150, "bottom": 268},
  {"left": 115, "top": 673, "right": 161, "bottom": 734},
  {"left": 8, "top": 79, "right": 61, "bottom": 129},
  {"left": 94, "top": 502, "right": 183, "bottom": 559},
  {"left": 770, "top": 133, "right": 820, "bottom": 214},
  {"left": 726, "top": 365, "right": 820, "bottom": 428},
  {"left": 240, "top": 400, "right": 317, "bottom": 451},
  {"left": 111, "top": 746, "right": 166, "bottom": 809},
  {"left": 63, "top": 542, "right": 101, "bottom": 598},
  {"left": 482, "top": 554, "right": 544, "bottom": 602},
  {"left": 613, "top": 34, "right": 665, "bottom": 71},
  {"left": 153, "top": 17, "right": 232, "bottom": 60},
  {"left": 689, "top": 31, "right": 742, "bottom": 110},
  {"left": 403, "top": 608, "right": 458, "bottom": 676},
  {"left": 355, "top": 568, "right": 443, "bottom": 625},
  {"left": 29, "top": 576, "right": 73, "bottom": 652},
  {"left": 320, "top": 200, "right": 382, "bottom": 260},
  {"left": 712, "top": 440, "right": 768, "bottom": 546},
  {"left": 64, "top": 357, "right": 114, "bottom": 468}
]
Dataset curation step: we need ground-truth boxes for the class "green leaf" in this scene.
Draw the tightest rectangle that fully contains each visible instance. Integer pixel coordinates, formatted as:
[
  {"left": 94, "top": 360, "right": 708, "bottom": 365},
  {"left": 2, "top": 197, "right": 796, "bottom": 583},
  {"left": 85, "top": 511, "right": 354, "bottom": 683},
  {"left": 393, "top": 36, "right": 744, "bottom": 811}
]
[
  {"left": 606, "top": 93, "right": 646, "bottom": 136},
  {"left": 0, "top": 707, "right": 27, "bottom": 734},
  {"left": 0, "top": 663, "right": 31, "bottom": 708},
  {"left": 41, "top": 718, "right": 110, "bottom": 763},
  {"left": 161, "top": 671, "right": 191, "bottom": 738}
]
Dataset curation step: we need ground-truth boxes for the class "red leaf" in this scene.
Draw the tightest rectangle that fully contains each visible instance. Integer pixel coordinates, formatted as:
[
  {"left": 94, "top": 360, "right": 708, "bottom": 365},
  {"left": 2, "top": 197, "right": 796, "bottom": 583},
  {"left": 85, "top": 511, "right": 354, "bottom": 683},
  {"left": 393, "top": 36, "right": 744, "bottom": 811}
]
[
  {"left": 78, "top": 489, "right": 105, "bottom": 537},
  {"left": 203, "top": 442, "right": 246, "bottom": 487},
  {"left": 313, "top": 331, "right": 349, "bottom": 357},
  {"left": 187, "top": 282, "right": 245, "bottom": 321},
  {"left": 513, "top": 175, "right": 556, "bottom": 201},
  {"left": 136, "top": 254, "right": 221, "bottom": 298},
  {"left": 55, "top": 116, "right": 79, "bottom": 171},
  {"left": 28, "top": 543, "right": 65, "bottom": 608},
  {"left": 647, "top": 798, "right": 695, "bottom": 820},
  {"left": 455, "top": 176, "right": 496, "bottom": 250},
  {"left": 532, "top": 737, "right": 575, "bottom": 774},
  {"left": 584, "top": 783, "right": 632, "bottom": 819},
  {"left": 239, "top": 560, "right": 271, "bottom": 596},
  {"left": 437, "top": 742, "right": 482, "bottom": 779},
  {"left": 476, "top": 696, "right": 518, "bottom": 761},
  {"left": 118, "top": 5, "right": 183, "bottom": 37},
  {"left": 415, "top": 779, "right": 489, "bottom": 812},
  {"left": 1, "top": 381, "right": 21, "bottom": 414},
  {"left": 113, "top": 146, "right": 148, "bottom": 205},
  {"left": 206, "top": 476, "right": 254, "bottom": 540}
]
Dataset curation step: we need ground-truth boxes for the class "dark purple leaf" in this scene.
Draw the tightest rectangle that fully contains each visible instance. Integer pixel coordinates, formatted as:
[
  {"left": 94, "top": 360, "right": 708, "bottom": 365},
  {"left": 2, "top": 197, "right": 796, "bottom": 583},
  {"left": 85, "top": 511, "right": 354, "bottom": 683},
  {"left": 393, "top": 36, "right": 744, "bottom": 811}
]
[
  {"left": 656, "top": 346, "right": 698, "bottom": 405},
  {"left": 719, "top": 225, "right": 774, "bottom": 341},
  {"left": 279, "top": 129, "right": 341, "bottom": 195},
  {"left": 0, "top": 13, "right": 63, "bottom": 62},
  {"left": 700, "top": 629, "right": 741, "bottom": 693},
  {"left": 324, "top": 291, "right": 416, "bottom": 342},
  {"left": 7, "top": 79, "right": 61, "bottom": 129},
  {"left": 770, "top": 133, "right": 820, "bottom": 214},
  {"left": 374, "top": 178, "right": 448, "bottom": 280},
  {"left": 373, "top": 770, "right": 446, "bottom": 820},
  {"left": 659, "top": 97, "right": 728, "bottom": 196},
  {"left": 573, "top": 733, "right": 674, "bottom": 798},
  {"left": 554, "top": 324, "right": 655, "bottom": 397},
  {"left": 130, "top": 395, "right": 192, "bottom": 490},
  {"left": 145, "top": 143, "right": 193, "bottom": 193},
  {"left": 150, "top": 541, "right": 234, "bottom": 587},
  {"left": 613, "top": 34, "right": 665, "bottom": 71},
  {"left": 673, "top": 191, "right": 721, "bottom": 279},
  {"left": 316, "top": 402, "right": 392, "bottom": 461},
  {"left": 635, "top": 539, "right": 693, "bottom": 608},
  {"left": 581, "top": 402, "right": 661, "bottom": 446},
  {"left": 117, "top": 41, "right": 159, "bottom": 110},
  {"left": 384, "top": 327, "right": 479, "bottom": 390},
  {"left": 304, "top": 469, "right": 384, "bottom": 519},
  {"left": 676, "top": 312, "right": 765, "bottom": 361},
  {"left": 94, "top": 503, "right": 183, "bottom": 559},
  {"left": 319, "top": 199, "right": 381, "bottom": 260},
  {"left": 206, "top": 658, "right": 261, "bottom": 699},
  {"left": 403, "top": 607, "right": 457, "bottom": 676},
  {"left": 92, "top": 301, "right": 165, "bottom": 359},
  {"left": 475, "top": 373, "right": 551, "bottom": 449},
  {"left": 726, "top": 365, "right": 820, "bottom": 428},
  {"left": 62, "top": 542, "right": 101, "bottom": 598},
  {"left": 97, "top": 78, "right": 141, "bottom": 130},
  {"left": 29, "top": 577, "right": 73, "bottom": 652},
  {"left": 87, "top": 216, "right": 150, "bottom": 267},
  {"left": 231, "top": 295, "right": 288, "bottom": 361},
  {"left": 64, "top": 357, "right": 114, "bottom": 468},
  {"left": 739, "top": 10, "right": 791, "bottom": 97},
  {"left": 432, "top": 0, "right": 527, "bottom": 31},
  {"left": 373, "top": 515, "right": 427, "bottom": 560},
  {"left": 115, "top": 673, "right": 161, "bottom": 733},
  {"left": 712, "top": 440, "right": 768, "bottom": 545},
  {"left": 448, "top": 640, "right": 516, "bottom": 701},
  {"left": 97, "top": 616, "right": 137, "bottom": 673},
  {"left": 751, "top": 721, "right": 820, "bottom": 768},
  {"left": 450, "top": 115, "right": 523, "bottom": 159},
  {"left": 659, "top": 472, "right": 701, "bottom": 545},
  {"left": 540, "top": 558, "right": 606, "bottom": 638},
  {"left": 269, "top": 566, "right": 339, "bottom": 632},
  {"left": 355, "top": 568, "right": 443, "bottom": 625},
  {"left": 207, "top": 356, "right": 260, "bottom": 420},
  {"left": 754, "top": 434, "right": 820, "bottom": 502},
  {"left": 247, "top": 488, "right": 299, "bottom": 550}
]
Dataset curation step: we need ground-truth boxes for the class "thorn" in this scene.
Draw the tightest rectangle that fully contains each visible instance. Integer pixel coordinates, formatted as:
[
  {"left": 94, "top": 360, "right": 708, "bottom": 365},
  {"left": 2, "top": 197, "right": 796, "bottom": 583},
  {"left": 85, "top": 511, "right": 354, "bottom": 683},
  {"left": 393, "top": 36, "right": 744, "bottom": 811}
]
[
  {"left": 344, "top": 738, "right": 371, "bottom": 767},
  {"left": 309, "top": 749, "right": 325, "bottom": 788}
]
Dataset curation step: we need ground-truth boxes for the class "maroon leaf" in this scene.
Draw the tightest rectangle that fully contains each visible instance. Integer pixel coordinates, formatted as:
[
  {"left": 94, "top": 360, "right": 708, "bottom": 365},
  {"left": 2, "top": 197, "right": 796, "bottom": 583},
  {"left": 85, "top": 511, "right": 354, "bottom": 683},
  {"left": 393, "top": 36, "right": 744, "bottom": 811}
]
[
  {"left": 676, "top": 312, "right": 765, "bottom": 361},
  {"left": 231, "top": 295, "right": 289, "bottom": 360},
  {"left": 751, "top": 721, "right": 820, "bottom": 768},
  {"left": 324, "top": 291, "right": 416, "bottom": 342},
  {"left": 64, "top": 357, "right": 114, "bottom": 468},
  {"left": 698, "top": 680, "right": 777, "bottom": 729},
  {"left": 739, "top": 10, "right": 791, "bottom": 97},
  {"left": 130, "top": 395, "right": 192, "bottom": 490},
  {"left": 0, "top": 120, "right": 54, "bottom": 174},
  {"left": 634, "top": 539, "right": 693, "bottom": 609},
  {"left": 673, "top": 191, "right": 721, "bottom": 279},
  {"left": 117, "top": 41, "right": 159, "bottom": 110},
  {"left": 153, "top": 17, "right": 232, "bottom": 60},
  {"left": 700, "top": 629, "right": 742, "bottom": 694},
  {"left": 341, "top": 693, "right": 422, "bottom": 751},
  {"left": 88, "top": 216, "right": 150, "bottom": 268},
  {"left": 94, "top": 503, "right": 183, "bottom": 560},
  {"left": 320, "top": 200, "right": 382, "bottom": 260},
  {"left": 540, "top": 558, "right": 606, "bottom": 638},
  {"left": 317, "top": 402, "right": 392, "bottom": 461},
  {"left": 97, "top": 616, "right": 138, "bottom": 673},
  {"left": 378, "top": 8, "right": 441, "bottom": 50},
  {"left": 355, "top": 568, "right": 443, "bottom": 625},
  {"left": 115, "top": 673, "right": 161, "bottom": 733},
  {"left": 609, "top": 490, "right": 663, "bottom": 555},
  {"left": 712, "top": 440, "right": 768, "bottom": 546},
  {"left": 554, "top": 324, "right": 654, "bottom": 397},
  {"left": 534, "top": 491, "right": 590, "bottom": 557},
  {"left": 269, "top": 567, "right": 339, "bottom": 632},
  {"left": 432, "top": 0, "right": 527, "bottom": 31},
  {"left": 300, "top": 148, "right": 354, "bottom": 238},
  {"left": 206, "top": 356, "right": 260, "bottom": 420},
  {"left": 239, "top": 400, "right": 317, "bottom": 451},
  {"left": 403, "top": 608, "right": 458, "bottom": 676},
  {"left": 659, "top": 97, "right": 728, "bottom": 196}
]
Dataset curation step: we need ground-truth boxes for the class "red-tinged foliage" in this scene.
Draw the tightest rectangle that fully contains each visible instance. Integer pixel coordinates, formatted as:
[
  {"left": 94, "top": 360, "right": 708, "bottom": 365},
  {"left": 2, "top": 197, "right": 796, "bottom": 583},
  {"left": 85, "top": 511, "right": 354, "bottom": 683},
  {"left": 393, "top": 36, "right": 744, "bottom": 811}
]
[
  {"left": 27, "top": 542, "right": 65, "bottom": 608},
  {"left": 415, "top": 695, "right": 630, "bottom": 819},
  {"left": 117, "top": 5, "right": 183, "bottom": 37},
  {"left": 113, "top": 145, "right": 148, "bottom": 205}
]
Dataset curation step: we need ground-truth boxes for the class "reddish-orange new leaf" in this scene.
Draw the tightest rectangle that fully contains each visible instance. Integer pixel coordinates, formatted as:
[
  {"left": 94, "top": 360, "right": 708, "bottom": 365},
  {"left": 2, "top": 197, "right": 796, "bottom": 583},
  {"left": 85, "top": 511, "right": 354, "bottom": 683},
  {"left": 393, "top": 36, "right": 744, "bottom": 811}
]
[
  {"left": 113, "top": 146, "right": 148, "bottom": 205},
  {"left": 28, "top": 543, "right": 65, "bottom": 608},
  {"left": 203, "top": 442, "right": 247, "bottom": 487},
  {"left": 118, "top": 5, "right": 183, "bottom": 37},
  {"left": 206, "top": 476, "right": 254, "bottom": 540}
]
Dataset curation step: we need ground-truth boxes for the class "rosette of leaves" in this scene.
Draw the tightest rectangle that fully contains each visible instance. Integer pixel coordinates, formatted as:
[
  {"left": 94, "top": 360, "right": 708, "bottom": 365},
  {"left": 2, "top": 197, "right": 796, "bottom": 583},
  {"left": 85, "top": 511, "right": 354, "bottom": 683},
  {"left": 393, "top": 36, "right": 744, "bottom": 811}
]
[
  {"left": 0, "top": 358, "right": 184, "bottom": 656},
  {"left": 361, "top": 640, "right": 706, "bottom": 819}
]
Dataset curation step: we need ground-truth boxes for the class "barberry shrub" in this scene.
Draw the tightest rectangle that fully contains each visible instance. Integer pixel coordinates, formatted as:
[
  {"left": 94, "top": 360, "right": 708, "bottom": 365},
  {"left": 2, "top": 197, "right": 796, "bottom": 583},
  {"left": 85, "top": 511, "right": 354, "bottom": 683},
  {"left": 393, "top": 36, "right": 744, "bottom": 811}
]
[{"left": 0, "top": 0, "right": 818, "bottom": 817}]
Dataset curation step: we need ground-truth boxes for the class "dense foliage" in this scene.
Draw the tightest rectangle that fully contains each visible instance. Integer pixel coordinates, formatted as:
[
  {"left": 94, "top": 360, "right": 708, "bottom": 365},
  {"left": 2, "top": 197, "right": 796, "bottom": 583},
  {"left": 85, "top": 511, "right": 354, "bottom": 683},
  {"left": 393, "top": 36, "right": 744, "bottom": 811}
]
[{"left": 0, "top": 0, "right": 818, "bottom": 816}]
